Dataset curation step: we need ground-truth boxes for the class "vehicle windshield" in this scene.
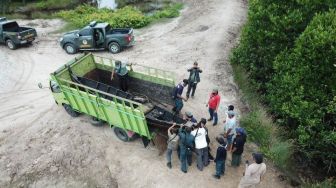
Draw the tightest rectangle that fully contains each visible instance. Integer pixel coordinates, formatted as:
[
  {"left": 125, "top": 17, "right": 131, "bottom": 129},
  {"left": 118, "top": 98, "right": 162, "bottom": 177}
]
[{"left": 3, "top": 22, "right": 20, "bottom": 32}]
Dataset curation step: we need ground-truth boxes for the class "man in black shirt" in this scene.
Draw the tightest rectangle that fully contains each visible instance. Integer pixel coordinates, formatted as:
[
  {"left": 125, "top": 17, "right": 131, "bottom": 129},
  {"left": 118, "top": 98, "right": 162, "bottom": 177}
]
[
  {"left": 213, "top": 136, "right": 227, "bottom": 179},
  {"left": 231, "top": 128, "right": 247, "bottom": 167}
]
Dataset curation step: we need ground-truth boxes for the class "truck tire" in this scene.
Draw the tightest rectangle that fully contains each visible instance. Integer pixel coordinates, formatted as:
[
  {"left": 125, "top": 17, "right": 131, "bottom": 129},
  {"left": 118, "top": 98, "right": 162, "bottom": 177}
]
[
  {"left": 114, "top": 127, "right": 129, "bottom": 142},
  {"left": 6, "top": 39, "right": 17, "bottom": 50},
  {"left": 108, "top": 42, "right": 121, "bottom": 54},
  {"left": 63, "top": 104, "right": 80, "bottom": 117},
  {"left": 90, "top": 117, "right": 105, "bottom": 126},
  {"left": 64, "top": 43, "right": 77, "bottom": 54}
]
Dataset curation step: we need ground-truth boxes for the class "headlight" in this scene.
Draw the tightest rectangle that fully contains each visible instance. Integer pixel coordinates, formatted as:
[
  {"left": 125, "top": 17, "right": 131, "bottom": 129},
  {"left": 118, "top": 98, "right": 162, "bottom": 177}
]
[
  {"left": 18, "top": 35, "right": 22, "bottom": 39},
  {"left": 59, "top": 37, "right": 63, "bottom": 42}
]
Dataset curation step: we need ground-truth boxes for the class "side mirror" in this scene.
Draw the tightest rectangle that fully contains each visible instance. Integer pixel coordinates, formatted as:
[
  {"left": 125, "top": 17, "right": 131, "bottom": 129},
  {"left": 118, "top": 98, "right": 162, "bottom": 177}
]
[
  {"left": 76, "top": 33, "right": 80, "bottom": 38},
  {"left": 38, "top": 83, "right": 43, "bottom": 89}
]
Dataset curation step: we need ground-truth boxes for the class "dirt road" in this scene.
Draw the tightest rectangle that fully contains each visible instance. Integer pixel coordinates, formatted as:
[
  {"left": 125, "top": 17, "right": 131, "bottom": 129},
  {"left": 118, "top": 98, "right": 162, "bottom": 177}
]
[{"left": 0, "top": 0, "right": 289, "bottom": 187}]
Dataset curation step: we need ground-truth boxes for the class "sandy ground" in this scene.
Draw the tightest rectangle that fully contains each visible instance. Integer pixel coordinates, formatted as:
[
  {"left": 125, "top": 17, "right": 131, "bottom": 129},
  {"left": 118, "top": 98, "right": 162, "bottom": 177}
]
[{"left": 0, "top": 0, "right": 291, "bottom": 187}]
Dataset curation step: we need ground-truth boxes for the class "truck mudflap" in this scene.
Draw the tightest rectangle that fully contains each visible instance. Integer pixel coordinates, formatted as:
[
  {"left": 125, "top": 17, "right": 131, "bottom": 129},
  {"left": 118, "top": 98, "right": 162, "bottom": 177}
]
[{"left": 141, "top": 136, "right": 151, "bottom": 148}]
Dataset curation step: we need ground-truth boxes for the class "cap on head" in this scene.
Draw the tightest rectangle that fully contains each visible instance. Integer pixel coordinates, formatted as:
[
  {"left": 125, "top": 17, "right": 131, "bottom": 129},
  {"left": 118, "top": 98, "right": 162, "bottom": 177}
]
[
  {"left": 185, "top": 111, "right": 193, "bottom": 118},
  {"left": 235, "top": 127, "right": 244, "bottom": 135},
  {"left": 193, "top": 61, "right": 198, "bottom": 66}
]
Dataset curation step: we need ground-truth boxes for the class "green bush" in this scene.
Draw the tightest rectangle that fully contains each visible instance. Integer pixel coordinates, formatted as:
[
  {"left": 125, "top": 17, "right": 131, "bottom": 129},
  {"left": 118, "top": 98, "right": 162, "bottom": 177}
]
[
  {"left": 55, "top": 3, "right": 183, "bottom": 29},
  {"left": 56, "top": 5, "right": 150, "bottom": 28},
  {"left": 268, "top": 10, "right": 336, "bottom": 173}
]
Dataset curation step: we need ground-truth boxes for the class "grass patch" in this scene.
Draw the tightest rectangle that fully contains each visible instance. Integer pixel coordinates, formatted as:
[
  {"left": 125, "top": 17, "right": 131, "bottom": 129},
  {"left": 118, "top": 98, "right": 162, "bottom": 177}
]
[
  {"left": 304, "top": 179, "right": 336, "bottom": 188},
  {"left": 231, "top": 62, "right": 294, "bottom": 173}
]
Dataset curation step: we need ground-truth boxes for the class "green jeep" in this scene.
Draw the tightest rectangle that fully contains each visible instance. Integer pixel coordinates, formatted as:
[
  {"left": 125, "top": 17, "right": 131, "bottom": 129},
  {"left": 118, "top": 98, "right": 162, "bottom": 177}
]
[
  {"left": 59, "top": 21, "right": 135, "bottom": 54},
  {"left": 0, "top": 17, "right": 37, "bottom": 50}
]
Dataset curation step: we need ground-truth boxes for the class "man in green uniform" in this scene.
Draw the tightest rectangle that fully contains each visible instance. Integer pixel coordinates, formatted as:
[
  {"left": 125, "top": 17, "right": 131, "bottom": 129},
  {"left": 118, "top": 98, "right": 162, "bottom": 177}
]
[
  {"left": 178, "top": 126, "right": 195, "bottom": 173},
  {"left": 111, "top": 60, "right": 132, "bottom": 91},
  {"left": 186, "top": 61, "right": 202, "bottom": 99}
]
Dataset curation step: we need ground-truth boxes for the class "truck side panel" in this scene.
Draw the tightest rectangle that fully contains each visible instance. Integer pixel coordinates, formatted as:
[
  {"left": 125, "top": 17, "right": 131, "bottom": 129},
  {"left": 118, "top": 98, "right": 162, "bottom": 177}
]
[{"left": 55, "top": 77, "right": 151, "bottom": 139}]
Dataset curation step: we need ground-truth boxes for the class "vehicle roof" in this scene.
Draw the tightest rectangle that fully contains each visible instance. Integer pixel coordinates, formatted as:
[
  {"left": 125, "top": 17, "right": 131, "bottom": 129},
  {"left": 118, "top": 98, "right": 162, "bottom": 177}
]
[
  {"left": 81, "top": 22, "right": 109, "bottom": 30},
  {"left": 0, "top": 20, "right": 17, "bottom": 25},
  {"left": 94, "top": 22, "right": 109, "bottom": 28}
]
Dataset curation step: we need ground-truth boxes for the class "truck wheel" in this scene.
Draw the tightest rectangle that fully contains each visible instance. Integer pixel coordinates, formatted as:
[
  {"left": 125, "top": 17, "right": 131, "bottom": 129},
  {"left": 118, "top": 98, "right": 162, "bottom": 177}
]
[
  {"left": 114, "top": 127, "right": 129, "bottom": 142},
  {"left": 64, "top": 43, "right": 77, "bottom": 54},
  {"left": 108, "top": 42, "right": 120, "bottom": 54},
  {"left": 63, "top": 104, "right": 80, "bottom": 117},
  {"left": 6, "top": 39, "right": 17, "bottom": 50},
  {"left": 90, "top": 117, "right": 105, "bottom": 126}
]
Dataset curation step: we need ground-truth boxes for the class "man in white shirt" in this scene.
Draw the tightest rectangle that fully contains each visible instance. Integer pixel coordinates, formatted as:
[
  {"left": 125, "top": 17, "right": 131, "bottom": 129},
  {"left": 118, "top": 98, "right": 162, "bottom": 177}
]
[{"left": 191, "top": 123, "right": 209, "bottom": 171}]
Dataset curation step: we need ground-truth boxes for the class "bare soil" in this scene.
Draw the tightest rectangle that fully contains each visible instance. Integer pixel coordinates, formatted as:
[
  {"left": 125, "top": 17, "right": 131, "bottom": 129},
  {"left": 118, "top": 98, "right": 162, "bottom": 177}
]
[{"left": 0, "top": 0, "right": 290, "bottom": 187}]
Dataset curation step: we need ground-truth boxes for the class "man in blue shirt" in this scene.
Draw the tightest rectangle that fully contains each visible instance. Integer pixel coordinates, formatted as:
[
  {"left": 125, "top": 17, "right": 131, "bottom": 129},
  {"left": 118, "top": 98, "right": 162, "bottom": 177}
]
[
  {"left": 111, "top": 60, "right": 132, "bottom": 91},
  {"left": 172, "top": 79, "right": 188, "bottom": 116}
]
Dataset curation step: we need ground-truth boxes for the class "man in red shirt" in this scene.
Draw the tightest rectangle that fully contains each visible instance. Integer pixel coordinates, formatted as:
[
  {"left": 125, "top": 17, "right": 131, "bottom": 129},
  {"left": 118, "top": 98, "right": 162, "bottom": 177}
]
[{"left": 207, "top": 88, "right": 220, "bottom": 126}]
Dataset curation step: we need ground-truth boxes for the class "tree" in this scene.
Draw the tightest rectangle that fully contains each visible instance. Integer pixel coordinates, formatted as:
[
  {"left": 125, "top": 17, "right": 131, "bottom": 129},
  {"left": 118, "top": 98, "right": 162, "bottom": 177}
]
[{"left": 268, "top": 10, "right": 336, "bottom": 175}]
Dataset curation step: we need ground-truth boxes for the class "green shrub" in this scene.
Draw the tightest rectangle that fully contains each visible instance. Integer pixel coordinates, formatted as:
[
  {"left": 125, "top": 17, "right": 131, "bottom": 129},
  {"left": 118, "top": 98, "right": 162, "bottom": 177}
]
[
  {"left": 56, "top": 5, "right": 150, "bottom": 28},
  {"left": 55, "top": 3, "right": 183, "bottom": 29},
  {"left": 268, "top": 10, "right": 336, "bottom": 174}
]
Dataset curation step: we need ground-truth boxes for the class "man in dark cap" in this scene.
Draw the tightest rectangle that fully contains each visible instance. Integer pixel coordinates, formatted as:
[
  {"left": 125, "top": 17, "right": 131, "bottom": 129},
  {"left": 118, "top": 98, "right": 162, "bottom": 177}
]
[
  {"left": 213, "top": 136, "right": 227, "bottom": 179},
  {"left": 231, "top": 127, "right": 247, "bottom": 167},
  {"left": 172, "top": 79, "right": 189, "bottom": 116}
]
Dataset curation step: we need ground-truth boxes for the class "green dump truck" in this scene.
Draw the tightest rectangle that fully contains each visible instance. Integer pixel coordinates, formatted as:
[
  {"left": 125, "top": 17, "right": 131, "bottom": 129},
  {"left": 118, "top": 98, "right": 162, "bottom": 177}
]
[{"left": 46, "top": 53, "right": 184, "bottom": 146}]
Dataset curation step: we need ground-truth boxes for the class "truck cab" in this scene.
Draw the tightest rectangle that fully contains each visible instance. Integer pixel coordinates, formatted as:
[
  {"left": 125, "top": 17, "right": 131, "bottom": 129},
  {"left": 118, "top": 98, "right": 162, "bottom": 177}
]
[
  {"left": 0, "top": 17, "right": 37, "bottom": 50},
  {"left": 60, "top": 21, "right": 134, "bottom": 54}
]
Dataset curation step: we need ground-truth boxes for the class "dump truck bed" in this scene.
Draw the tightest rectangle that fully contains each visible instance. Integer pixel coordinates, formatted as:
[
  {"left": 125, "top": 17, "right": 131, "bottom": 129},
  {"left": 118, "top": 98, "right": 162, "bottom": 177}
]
[{"left": 50, "top": 53, "right": 182, "bottom": 141}]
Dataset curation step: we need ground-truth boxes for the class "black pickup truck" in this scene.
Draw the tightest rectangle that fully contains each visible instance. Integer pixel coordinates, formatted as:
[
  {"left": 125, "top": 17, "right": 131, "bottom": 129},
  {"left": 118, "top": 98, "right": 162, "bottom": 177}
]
[
  {"left": 59, "top": 21, "right": 135, "bottom": 54},
  {"left": 0, "top": 17, "right": 37, "bottom": 50}
]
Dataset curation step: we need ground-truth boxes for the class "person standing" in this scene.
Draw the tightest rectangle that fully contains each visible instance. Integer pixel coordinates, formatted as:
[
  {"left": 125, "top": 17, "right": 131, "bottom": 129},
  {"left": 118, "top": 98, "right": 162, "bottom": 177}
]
[
  {"left": 231, "top": 127, "right": 247, "bottom": 167},
  {"left": 166, "top": 123, "right": 179, "bottom": 169},
  {"left": 111, "top": 60, "right": 132, "bottom": 92},
  {"left": 207, "top": 88, "right": 221, "bottom": 126},
  {"left": 213, "top": 136, "right": 227, "bottom": 179},
  {"left": 224, "top": 111, "right": 236, "bottom": 152},
  {"left": 178, "top": 126, "right": 195, "bottom": 173},
  {"left": 186, "top": 61, "right": 202, "bottom": 99},
  {"left": 239, "top": 153, "right": 267, "bottom": 188},
  {"left": 172, "top": 79, "right": 189, "bottom": 116},
  {"left": 199, "top": 118, "right": 214, "bottom": 161},
  {"left": 191, "top": 121, "right": 209, "bottom": 171},
  {"left": 223, "top": 105, "right": 237, "bottom": 124}
]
